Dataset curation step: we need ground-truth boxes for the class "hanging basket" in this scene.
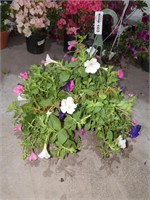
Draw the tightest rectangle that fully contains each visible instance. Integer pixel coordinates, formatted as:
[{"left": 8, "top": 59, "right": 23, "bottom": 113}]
[
  {"left": 26, "top": 31, "right": 47, "bottom": 54},
  {"left": 0, "top": 31, "right": 10, "bottom": 49}
]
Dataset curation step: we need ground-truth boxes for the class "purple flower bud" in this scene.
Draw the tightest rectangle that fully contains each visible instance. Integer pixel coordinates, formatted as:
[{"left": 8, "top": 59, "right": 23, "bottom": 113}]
[
  {"left": 81, "top": 128, "right": 86, "bottom": 136},
  {"left": 128, "top": 125, "right": 141, "bottom": 138},
  {"left": 59, "top": 110, "right": 65, "bottom": 121},
  {"left": 60, "top": 80, "right": 75, "bottom": 92},
  {"left": 142, "top": 15, "right": 149, "bottom": 24}
]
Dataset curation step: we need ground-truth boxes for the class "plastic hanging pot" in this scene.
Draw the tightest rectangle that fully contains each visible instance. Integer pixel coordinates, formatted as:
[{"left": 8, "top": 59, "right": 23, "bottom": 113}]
[{"left": 26, "top": 31, "right": 47, "bottom": 54}]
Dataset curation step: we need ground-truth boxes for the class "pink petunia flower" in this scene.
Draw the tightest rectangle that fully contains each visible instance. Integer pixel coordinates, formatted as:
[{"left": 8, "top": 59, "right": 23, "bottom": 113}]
[
  {"left": 68, "top": 40, "right": 76, "bottom": 50},
  {"left": 132, "top": 118, "right": 138, "bottom": 125},
  {"left": 13, "top": 124, "right": 22, "bottom": 132},
  {"left": 81, "top": 128, "right": 86, "bottom": 136},
  {"left": 19, "top": 72, "right": 28, "bottom": 80},
  {"left": 71, "top": 57, "right": 77, "bottom": 62},
  {"left": 27, "top": 150, "right": 38, "bottom": 161},
  {"left": 117, "top": 70, "right": 124, "bottom": 79},
  {"left": 13, "top": 85, "right": 24, "bottom": 95}
]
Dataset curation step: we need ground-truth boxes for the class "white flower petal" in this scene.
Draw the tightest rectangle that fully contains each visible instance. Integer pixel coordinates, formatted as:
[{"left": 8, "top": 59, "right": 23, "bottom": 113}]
[
  {"left": 44, "top": 54, "right": 57, "bottom": 66},
  {"left": 17, "top": 95, "right": 27, "bottom": 101},
  {"left": 84, "top": 58, "right": 100, "bottom": 74},
  {"left": 38, "top": 144, "right": 51, "bottom": 159},
  {"left": 118, "top": 136, "right": 126, "bottom": 149},
  {"left": 60, "top": 97, "right": 77, "bottom": 114},
  {"left": 86, "top": 46, "right": 98, "bottom": 57}
]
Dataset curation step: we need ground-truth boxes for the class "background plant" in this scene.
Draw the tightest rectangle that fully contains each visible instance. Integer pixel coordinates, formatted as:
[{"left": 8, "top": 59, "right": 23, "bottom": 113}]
[
  {"left": 10, "top": 0, "right": 58, "bottom": 37},
  {"left": 0, "top": 1, "right": 14, "bottom": 31},
  {"left": 118, "top": 14, "right": 149, "bottom": 62},
  {"left": 56, "top": 0, "right": 102, "bottom": 36}
]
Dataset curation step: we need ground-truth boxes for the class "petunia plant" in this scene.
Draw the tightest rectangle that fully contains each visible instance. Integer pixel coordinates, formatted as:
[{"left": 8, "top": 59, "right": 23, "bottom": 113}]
[{"left": 8, "top": 35, "right": 140, "bottom": 160}]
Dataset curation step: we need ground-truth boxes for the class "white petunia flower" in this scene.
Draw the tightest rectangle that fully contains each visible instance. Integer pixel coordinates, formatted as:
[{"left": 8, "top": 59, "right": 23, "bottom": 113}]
[
  {"left": 17, "top": 94, "right": 28, "bottom": 101},
  {"left": 117, "top": 135, "right": 126, "bottom": 149},
  {"left": 38, "top": 144, "right": 51, "bottom": 159},
  {"left": 84, "top": 58, "right": 100, "bottom": 74},
  {"left": 86, "top": 46, "right": 98, "bottom": 57},
  {"left": 60, "top": 97, "right": 77, "bottom": 114},
  {"left": 44, "top": 54, "right": 58, "bottom": 66}
]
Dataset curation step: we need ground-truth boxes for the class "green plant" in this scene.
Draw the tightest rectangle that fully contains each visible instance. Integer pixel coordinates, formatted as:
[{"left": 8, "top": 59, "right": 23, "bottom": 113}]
[
  {"left": 0, "top": 2, "right": 13, "bottom": 31},
  {"left": 8, "top": 35, "right": 137, "bottom": 160}
]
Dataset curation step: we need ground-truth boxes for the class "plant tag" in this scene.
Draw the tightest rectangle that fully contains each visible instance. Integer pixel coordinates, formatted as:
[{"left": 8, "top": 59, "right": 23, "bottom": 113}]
[
  {"left": 94, "top": 11, "right": 103, "bottom": 35},
  {"left": 37, "top": 39, "right": 45, "bottom": 46}
]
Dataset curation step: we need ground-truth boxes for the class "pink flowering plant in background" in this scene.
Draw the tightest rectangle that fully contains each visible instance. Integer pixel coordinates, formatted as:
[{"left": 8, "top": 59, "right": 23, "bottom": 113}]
[
  {"left": 10, "top": 0, "right": 58, "bottom": 37},
  {"left": 8, "top": 35, "right": 140, "bottom": 160},
  {"left": 56, "top": 0, "right": 102, "bottom": 35}
]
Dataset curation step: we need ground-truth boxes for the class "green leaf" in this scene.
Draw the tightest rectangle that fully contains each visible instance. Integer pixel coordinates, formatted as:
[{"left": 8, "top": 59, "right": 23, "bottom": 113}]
[
  {"left": 57, "top": 129, "right": 69, "bottom": 144},
  {"left": 39, "top": 98, "right": 52, "bottom": 107},
  {"left": 48, "top": 115, "right": 61, "bottom": 131},
  {"left": 59, "top": 71, "right": 70, "bottom": 83},
  {"left": 7, "top": 101, "right": 17, "bottom": 112}
]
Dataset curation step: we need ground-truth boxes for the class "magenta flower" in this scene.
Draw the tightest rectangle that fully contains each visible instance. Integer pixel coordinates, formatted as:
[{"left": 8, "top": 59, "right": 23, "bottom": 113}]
[
  {"left": 19, "top": 72, "right": 28, "bottom": 80},
  {"left": 144, "top": 33, "right": 149, "bottom": 41},
  {"left": 13, "top": 85, "right": 24, "bottom": 95},
  {"left": 68, "top": 40, "right": 76, "bottom": 50},
  {"left": 117, "top": 70, "right": 124, "bottom": 79},
  {"left": 81, "top": 128, "right": 86, "bottom": 136},
  {"left": 60, "top": 80, "right": 75, "bottom": 92},
  {"left": 140, "top": 46, "right": 146, "bottom": 53},
  {"left": 13, "top": 124, "right": 22, "bottom": 132},
  {"left": 27, "top": 150, "right": 38, "bottom": 161},
  {"left": 131, "top": 118, "right": 138, "bottom": 125},
  {"left": 142, "top": 15, "right": 149, "bottom": 24},
  {"left": 71, "top": 57, "right": 77, "bottom": 62}
]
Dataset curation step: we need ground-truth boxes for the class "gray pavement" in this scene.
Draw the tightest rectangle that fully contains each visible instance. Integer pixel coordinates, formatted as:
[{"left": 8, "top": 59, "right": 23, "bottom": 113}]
[{"left": 0, "top": 34, "right": 150, "bottom": 200}]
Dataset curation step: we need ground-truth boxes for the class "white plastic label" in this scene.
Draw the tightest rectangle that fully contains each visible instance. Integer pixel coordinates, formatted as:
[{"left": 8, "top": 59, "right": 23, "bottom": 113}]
[
  {"left": 94, "top": 11, "right": 103, "bottom": 35},
  {"left": 37, "top": 39, "right": 45, "bottom": 46}
]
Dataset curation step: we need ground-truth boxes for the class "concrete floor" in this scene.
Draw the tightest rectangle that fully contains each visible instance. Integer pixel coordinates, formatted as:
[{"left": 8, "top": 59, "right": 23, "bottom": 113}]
[{"left": 0, "top": 34, "right": 150, "bottom": 200}]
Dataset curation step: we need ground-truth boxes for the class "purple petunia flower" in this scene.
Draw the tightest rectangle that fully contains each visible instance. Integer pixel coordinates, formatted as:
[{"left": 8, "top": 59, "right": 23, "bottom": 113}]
[
  {"left": 59, "top": 110, "right": 65, "bottom": 121},
  {"left": 131, "top": 48, "right": 137, "bottom": 56},
  {"left": 140, "top": 46, "right": 146, "bottom": 53},
  {"left": 120, "top": 86, "right": 126, "bottom": 93},
  {"left": 144, "top": 33, "right": 149, "bottom": 41},
  {"left": 81, "top": 128, "right": 86, "bottom": 136},
  {"left": 60, "top": 80, "right": 75, "bottom": 92},
  {"left": 128, "top": 125, "right": 141, "bottom": 138},
  {"left": 142, "top": 15, "right": 149, "bottom": 24},
  {"left": 140, "top": 30, "right": 147, "bottom": 37},
  {"left": 136, "top": 32, "right": 142, "bottom": 40}
]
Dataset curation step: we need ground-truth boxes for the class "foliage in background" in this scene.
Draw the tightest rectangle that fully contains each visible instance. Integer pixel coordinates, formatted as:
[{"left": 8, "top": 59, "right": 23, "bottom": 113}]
[
  {"left": 8, "top": 35, "right": 139, "bottom": 160},
  {"left": 0, "top": 1, "right": 14, "bottom": 31}
]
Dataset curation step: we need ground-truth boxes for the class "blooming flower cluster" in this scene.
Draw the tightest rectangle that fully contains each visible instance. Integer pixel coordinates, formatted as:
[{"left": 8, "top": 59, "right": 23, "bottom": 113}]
[
  {"left": 119, "top": 14, "right": 149, "bottom": 62},
  {"left": 56, "top": 0, "right": 102, "bottom": 35},
  {"left": 10, "top": 0, "right": 58, "bottom": 37},
  {"left": 8, "top": 35, "right": 140, "bottom": 160}
]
